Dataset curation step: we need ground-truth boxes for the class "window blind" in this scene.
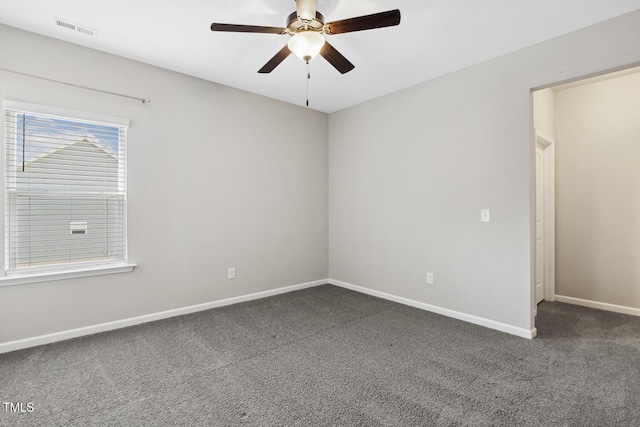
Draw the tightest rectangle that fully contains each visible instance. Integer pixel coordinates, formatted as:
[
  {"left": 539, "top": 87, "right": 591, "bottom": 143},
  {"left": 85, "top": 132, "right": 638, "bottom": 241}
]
[{"left": 4, "top": 104, "right": 128, "bottom": 275}]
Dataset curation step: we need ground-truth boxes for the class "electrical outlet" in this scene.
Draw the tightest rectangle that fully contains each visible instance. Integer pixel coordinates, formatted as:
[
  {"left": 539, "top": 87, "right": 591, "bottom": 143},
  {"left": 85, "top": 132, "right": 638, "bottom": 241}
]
[
  {"left": 228, "top": 267, "right": 236, "bottom": 279},
  {"left": 426, "top": 272, "right": 434, "bottom": 285}
]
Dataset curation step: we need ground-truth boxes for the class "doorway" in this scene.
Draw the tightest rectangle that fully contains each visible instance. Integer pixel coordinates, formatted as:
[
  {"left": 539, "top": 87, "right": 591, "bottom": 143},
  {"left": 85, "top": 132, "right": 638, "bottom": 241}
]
[{"left": 532, "top": 65, "right": 640, "bottom": 323}]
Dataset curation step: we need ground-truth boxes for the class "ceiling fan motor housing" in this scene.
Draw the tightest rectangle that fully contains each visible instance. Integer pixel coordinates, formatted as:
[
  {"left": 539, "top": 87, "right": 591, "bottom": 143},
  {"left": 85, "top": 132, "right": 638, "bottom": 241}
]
[{"left": 286, "top": 11, "right": 325, "bottom": 35}]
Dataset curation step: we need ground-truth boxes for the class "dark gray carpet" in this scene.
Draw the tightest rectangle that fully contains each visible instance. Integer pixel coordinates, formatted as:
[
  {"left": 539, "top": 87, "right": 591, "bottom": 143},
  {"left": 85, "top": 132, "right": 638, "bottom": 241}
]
[{"left": 1, "top": 285, "right": 639, "bottom": 426}]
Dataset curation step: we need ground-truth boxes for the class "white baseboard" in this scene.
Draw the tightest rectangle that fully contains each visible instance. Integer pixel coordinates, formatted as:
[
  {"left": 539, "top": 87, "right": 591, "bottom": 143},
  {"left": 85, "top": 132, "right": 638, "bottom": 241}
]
[
  {"left": 1, "top": 278, "right": 540, "bottom": 354},
  {"left": 0, "top": 279, "right": 328, "bottom": 355},
  {"left": 555, "top": 294, "right": 640, "bottom": 317},
  {"left": 328, "top": 279, "right": 536, "bottom": 339}
]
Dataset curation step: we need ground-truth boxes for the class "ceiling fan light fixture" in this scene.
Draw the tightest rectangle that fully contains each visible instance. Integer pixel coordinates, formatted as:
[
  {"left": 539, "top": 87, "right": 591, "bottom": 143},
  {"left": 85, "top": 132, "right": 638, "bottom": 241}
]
[{"left": 288, "top": 31, "right": 325, "bottom": 62}]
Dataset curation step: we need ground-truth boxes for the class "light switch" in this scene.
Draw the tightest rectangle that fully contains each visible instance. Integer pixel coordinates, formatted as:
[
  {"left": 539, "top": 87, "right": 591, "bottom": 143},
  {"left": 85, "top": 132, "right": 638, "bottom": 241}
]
[{"left": 481, "top": 209, "right": 491, "bottom": 222}]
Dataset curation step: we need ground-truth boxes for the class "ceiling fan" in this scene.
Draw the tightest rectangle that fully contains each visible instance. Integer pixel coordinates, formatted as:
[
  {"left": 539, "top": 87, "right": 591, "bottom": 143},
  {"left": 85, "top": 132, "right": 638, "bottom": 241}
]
[{"left": 210, "top": 0, "right": 401, "bottom": 74}]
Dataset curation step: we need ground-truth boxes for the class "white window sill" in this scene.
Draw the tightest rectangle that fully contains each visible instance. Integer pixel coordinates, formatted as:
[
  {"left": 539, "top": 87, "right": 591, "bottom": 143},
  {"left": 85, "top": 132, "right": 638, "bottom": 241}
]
[{"left": 0, "top": 263, "right": 137, "bottom": 287}]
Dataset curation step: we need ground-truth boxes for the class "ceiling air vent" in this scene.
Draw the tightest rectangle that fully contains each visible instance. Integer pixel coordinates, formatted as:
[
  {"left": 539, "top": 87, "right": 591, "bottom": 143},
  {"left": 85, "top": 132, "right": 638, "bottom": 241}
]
[{"left": 54, "top": 18, "right": 98, "bottom": 37}]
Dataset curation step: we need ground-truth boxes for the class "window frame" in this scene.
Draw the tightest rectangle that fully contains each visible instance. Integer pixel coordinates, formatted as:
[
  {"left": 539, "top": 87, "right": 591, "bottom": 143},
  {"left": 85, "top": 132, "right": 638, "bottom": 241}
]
[{"left": 0, "top": 100, "right": 135, "bottom": 286}]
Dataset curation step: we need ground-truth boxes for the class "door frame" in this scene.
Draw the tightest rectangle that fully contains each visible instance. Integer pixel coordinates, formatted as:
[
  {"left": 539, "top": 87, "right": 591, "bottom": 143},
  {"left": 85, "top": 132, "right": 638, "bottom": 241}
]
[{"left": 535, "top": 129, "right": 555, "bottom": 302}]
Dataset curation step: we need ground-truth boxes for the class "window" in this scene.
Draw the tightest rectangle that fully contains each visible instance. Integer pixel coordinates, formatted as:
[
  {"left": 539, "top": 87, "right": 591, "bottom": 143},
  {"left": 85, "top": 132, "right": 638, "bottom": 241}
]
[{"left": 3, "top": 101, "right": 132, "bottom": 282}]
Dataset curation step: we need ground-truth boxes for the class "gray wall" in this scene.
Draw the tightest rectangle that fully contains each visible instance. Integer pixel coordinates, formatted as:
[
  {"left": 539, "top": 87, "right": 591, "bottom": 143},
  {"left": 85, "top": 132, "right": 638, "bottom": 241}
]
[
  {"left": 555, "top": 71, "right": 640, "bottom": 308},
  {"left": 329, "top": 10, "right": 640, "bottom": 331},
  {"left": 0, "top": 24, "right": 328, "bottom": 343}
]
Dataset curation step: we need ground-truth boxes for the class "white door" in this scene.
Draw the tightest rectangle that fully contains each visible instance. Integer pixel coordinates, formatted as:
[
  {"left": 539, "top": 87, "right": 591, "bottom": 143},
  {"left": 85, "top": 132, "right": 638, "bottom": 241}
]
[{"left": 535, "top": 143, "right": 545, "bottom": 304}]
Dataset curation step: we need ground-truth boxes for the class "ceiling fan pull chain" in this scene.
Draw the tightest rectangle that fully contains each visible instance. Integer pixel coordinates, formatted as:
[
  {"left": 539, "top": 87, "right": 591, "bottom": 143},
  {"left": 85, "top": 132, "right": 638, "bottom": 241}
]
[{"left": 306, "top": 61, "right": 310, "bottom": 107}]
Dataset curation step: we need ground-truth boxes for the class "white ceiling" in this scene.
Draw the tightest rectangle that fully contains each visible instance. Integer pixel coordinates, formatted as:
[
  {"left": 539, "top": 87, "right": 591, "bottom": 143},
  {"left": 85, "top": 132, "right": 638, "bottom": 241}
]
[{"left": 1, "top": 0, "right": 640, "bottom": 113}]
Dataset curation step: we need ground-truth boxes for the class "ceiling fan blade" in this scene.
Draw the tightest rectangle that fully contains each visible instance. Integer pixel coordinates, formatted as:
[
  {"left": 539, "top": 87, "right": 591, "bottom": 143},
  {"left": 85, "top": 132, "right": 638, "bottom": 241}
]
[
  {"left": 210, "top": 23, "right": 286, "bottom": 34},
  {"left": 320, "top": 42, "right": 355, "bottom": 74},
  {"left": 296, "top": 0, "right": 317, "bottom": 21},
  {"left": 258, "top": 45, "right": 292, "bottom": 73},
  {"left": 325, "top": 9, "right": 401, "bottom": 35}
]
